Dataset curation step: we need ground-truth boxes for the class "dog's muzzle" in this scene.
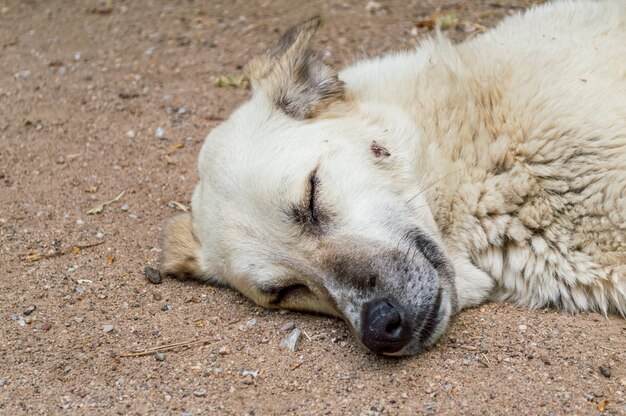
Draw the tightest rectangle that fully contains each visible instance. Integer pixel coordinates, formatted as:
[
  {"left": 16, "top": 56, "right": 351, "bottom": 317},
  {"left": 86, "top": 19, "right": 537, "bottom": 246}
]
[{"left": 360, "top": 297, "right": 413, "bottom": 354}]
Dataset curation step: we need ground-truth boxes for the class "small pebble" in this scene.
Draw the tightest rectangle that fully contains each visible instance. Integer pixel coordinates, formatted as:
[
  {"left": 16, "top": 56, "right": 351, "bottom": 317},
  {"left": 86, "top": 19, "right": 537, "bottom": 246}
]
[
  {"left": 161, "top": 304, "right": 169, "bottom": 312},
  {"left": 76, "top": 219, "right": 84, "bottom": 225},
  {"left": 15, "top": 69, "right": 30, "bottom": 79},
  {"left": 39, "top": 322, "right": 52, "bottom": 331},
  {"left": 17, "top": 318, "right": 25, "bottom": 327},
  {"left": 73, "top": 52, "right": 81, "bottom": 61},
  {"left": 242, "top": 369, "right": 259, "bottom": 378},
  {"left": 75, "top": 287, "right": 85, "bottom": 295},
  {"left": 218, "top": 346, "right": 229, "bottom": 355},
  {"left": 0, "top": 379, "right": 4, "bottom": 387},
  {"left": 121, "top": 203, "right": 129, "bottom": 212},
  {"left": 281, "top": 322, "right": 295, "bottom": 332},
  {"left": 103, "top": 324, "right": 114, "bottom": 333},
  {"left": 246, "top": 318, "right": 257, "bottom": 326},
  {"left": 23, "top": 305, "right": 36, "bottom": 316},
  {"left": 95, "top": 231, "right": 104, "bottom": 239},
  {"left": 518, "top": 324, "right": 527, "bottom": 332},
  {"left": 280, "top": 328, "right": 302, "bottom": 352},
  {"left": 155, "top": 127, "right": 165, "bottom": 139},
  {"left": 193, "top": 389, "right": 206, "bottom": 397},
  {"left": 155, "top": 352, "right": 165, "bottom": 361},
  {"left": 365, "top": 1, "right": 382, "bottom": 13},
  {"left": 177, "top": 107, "right": 187, "bottom": 114},
  {"left": 599, "top": 365, "right": 611, "bottom": 378},
  {"left": 153, "top": 293, "right": 162, "bottom": 301},
  {"left": 144, "top": 266, "right": 162, "bottom": 284},
  {"left": 126, "top": 130, "right": 135, "bottom": 138},
  {"left": 73, "top": 316, "right": 85, "bottom": 324},
  {"left": 401, "top": 392, "right": 409, "bottom": 399}
]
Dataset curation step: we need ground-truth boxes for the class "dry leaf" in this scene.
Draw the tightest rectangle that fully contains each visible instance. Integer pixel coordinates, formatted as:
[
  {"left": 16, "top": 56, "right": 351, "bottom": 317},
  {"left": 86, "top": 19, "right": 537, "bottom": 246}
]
[
  {"left": 416, "top": 12, "right": 459, "bottom": 31},
  {"left": 597, "top": 400, "right": 608, "bottom": 412},
  {"left": 438, "top": 12, "right": 459, "bottom": 30},
  {"left": 71, "top": 246, "right": 81, "bottom": 255},
  {"left": 86, "top": 190, "right": 125, "bottom": 215},
  {"left": 107, "top": 255, "right": 115, "bottom": 265},
  {"left": 168, "top": 143, "right": 185, "bottom": 152},
  {"left": 214, "top": 74, "right": 247, "bottom": 88},
  {"left": 84, "top": 186, "right": 98, "bottom": 193}
]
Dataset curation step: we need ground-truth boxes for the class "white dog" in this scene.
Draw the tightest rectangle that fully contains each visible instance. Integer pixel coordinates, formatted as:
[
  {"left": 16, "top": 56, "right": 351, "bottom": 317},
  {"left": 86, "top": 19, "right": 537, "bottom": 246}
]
[{"left": 162, "top": 0, "right": 626, "bottom": 355}]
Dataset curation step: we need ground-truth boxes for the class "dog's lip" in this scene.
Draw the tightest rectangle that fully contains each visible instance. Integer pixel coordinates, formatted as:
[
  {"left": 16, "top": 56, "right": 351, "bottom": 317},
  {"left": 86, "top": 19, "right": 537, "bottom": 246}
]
[{"left": 418, "top": 287, "right": 443, "bottom": 345}]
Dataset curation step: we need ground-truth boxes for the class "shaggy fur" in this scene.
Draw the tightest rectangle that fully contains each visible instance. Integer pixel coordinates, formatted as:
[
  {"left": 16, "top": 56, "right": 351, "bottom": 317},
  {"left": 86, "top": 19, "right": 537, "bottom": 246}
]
[{"left": 162, "top": 0, "right": 626, "bottom": 355}]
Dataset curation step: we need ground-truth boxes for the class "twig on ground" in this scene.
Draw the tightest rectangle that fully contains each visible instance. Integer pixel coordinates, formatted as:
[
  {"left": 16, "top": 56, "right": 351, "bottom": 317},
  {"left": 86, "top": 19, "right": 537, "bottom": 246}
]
[
  {"left": 86, "top": 190, "right": 125, "bottom": 215},
  {"left": 20, "top": 241, "right": 104, "bottom": 262},
  {"left": 119, "top": 338, "right": 214, "bottom": 357}
]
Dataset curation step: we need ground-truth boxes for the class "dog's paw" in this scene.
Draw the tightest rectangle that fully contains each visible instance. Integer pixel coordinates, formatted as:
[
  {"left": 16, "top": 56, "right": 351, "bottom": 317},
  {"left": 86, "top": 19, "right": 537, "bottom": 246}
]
[
  {"left": 160, "top": 213, "right": 204, "bottom": 280},
  {"left": 451, "top": 255, "right": 494, "bottom": 309}
]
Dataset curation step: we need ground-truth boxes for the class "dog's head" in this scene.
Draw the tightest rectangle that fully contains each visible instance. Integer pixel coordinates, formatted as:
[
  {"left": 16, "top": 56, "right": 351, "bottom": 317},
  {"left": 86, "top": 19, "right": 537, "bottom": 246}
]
[{"left": 162, "top": 17, "right": 458, "bottom": 355}]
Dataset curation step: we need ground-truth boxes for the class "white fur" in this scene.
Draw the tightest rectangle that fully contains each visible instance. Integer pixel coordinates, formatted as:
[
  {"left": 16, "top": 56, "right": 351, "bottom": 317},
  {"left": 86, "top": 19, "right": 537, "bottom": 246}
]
[{"left": 167, "top": 0, "right": 626, "bottom": 355}]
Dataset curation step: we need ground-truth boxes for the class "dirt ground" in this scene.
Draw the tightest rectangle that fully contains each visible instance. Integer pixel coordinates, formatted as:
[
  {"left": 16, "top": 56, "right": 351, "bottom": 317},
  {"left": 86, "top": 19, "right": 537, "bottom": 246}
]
[{"left": 1, "top": 0, "right": 625, "bottom": 414}]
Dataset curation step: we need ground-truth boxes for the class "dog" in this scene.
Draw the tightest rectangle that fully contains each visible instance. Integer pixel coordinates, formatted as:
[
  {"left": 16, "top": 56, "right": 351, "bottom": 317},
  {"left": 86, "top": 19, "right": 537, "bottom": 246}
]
[{"left": 161, "top": 0, "right": 626, "bottom": 356}]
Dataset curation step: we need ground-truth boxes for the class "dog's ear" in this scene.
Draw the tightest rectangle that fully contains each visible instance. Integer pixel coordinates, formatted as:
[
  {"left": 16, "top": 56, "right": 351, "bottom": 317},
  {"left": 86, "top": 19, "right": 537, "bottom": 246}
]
[
  {"left": 161, "top": 213, "right": 204, "bottom": 280},
  {"left": 244, "top": 16, "right": 344, "bottom": 119}
]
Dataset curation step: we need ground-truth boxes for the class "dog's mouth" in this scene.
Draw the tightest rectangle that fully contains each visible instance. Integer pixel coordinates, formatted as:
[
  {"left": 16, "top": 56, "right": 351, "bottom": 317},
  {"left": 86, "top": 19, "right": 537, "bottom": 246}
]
[{"left": 338, "top": 230, "right": 456, "bottom": 356}]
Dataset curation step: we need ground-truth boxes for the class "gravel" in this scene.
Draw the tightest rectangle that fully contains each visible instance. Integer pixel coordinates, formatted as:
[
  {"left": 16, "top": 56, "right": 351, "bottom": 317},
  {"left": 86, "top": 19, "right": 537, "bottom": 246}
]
[
  {"left": 281, "top": 322, "right": 295, "bottom": 332},
  {"left": 23, "top": 305, "right": 36, "bottom": 315},
  {"left": 144, "top": 266, "right": 162, "bottom": 284},
  {"left": 598, "top": 365, "right": 611, "bottom": 378},
  {"left": 103, "top": 324, "right": 114, "bottom": 333},
  {"left": 280, "top": 328, "right": 302, "bottom": 352},
  {"left": 155, "top": 352, "right": 165, "bottom": 361},
  {"left": 193, "top": 389, "right": 207, "bottom": 397}
]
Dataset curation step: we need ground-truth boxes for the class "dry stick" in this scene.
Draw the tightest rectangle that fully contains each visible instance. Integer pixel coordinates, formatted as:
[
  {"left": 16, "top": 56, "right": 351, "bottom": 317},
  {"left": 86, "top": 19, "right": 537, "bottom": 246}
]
[
  {"left": 598, "top": 346, "right": 620, "bottom": 353},
  {"left": 21, "top": 241, "right": 105, "bottom": 262},
  {"left": 120, "top": 338, "right": 214, "bottom": 358}
]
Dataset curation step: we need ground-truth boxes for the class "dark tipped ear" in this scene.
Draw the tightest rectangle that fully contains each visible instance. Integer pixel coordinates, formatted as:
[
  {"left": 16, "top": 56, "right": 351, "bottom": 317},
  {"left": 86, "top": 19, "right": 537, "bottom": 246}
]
[
  {"left": 244, "top": 16, "right": 344, "bottom": 119},
  {"left": 161, "top": 213, "right": 204, "bottom": 281}
]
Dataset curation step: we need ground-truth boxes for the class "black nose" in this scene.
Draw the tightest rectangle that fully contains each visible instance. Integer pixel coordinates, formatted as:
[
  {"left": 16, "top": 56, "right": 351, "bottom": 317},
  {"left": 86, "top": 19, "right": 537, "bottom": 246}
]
[{"left": 361, "top": 297, "right": 412, "bottom": 354}]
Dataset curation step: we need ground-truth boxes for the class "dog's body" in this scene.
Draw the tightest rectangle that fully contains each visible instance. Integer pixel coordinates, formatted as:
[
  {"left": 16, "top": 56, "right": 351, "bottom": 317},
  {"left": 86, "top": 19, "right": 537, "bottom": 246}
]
[{"left": 163, "top": 0, "right": 626, "bottom": 355}]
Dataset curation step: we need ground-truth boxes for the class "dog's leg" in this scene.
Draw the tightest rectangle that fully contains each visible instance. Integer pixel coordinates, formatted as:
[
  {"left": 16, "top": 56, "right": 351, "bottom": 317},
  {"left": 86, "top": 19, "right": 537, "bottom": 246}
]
[
  {"left": 451, "top": 255, "right": 494, "bottom": 310},
  {"left": 160, "top": 213, "right": 204, "bottom": 280}
]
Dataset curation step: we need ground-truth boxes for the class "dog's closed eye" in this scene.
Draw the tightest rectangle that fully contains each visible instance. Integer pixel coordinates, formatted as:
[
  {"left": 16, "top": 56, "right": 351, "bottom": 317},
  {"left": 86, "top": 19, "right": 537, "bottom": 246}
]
[
  {"left": 275, "top": 283, "right": 311, "bottom": 304},
  {"left": 288, "top": 168, "right": 331, "bottom": 232},
  {"left": 308, "top": 170, "right": 319, "bottom": 225},
  {"left": 261, "top": 283, "right": 311, "bottom": 305}
]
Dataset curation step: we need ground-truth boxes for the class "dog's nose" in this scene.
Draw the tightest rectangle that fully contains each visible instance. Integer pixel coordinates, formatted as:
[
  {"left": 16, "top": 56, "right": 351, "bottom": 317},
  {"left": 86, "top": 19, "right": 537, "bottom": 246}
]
[{"left": 361, "top": 297, "right": 412, "bottom": 354}]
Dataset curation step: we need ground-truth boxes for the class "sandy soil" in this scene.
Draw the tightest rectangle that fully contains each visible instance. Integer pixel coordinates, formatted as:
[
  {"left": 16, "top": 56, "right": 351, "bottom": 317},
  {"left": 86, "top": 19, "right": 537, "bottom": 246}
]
[{"left": 1, "top": 0, "right": 625, "bottom": 414}]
